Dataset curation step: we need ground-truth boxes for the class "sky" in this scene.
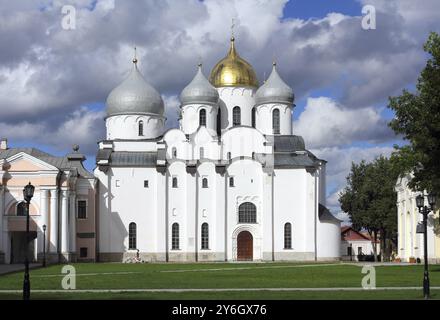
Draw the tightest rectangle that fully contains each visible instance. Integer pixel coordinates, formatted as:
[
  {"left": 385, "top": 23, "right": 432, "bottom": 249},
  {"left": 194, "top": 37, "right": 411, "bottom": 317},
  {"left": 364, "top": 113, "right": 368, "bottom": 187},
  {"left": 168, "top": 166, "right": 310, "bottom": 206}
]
[{"left": 0, "top": 0, "right": 439, "bottom": 223}]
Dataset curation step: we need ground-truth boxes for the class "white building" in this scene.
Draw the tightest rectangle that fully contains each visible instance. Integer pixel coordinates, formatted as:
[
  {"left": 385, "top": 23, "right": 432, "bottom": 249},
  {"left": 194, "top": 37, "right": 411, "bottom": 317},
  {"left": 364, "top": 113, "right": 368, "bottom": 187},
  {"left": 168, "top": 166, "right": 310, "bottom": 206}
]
[
  {"left": 396, "top": 174, "right": 440, "bottom": 263},
  {"left": 94, "top": 36, "right": 341, "bottom": 262}
]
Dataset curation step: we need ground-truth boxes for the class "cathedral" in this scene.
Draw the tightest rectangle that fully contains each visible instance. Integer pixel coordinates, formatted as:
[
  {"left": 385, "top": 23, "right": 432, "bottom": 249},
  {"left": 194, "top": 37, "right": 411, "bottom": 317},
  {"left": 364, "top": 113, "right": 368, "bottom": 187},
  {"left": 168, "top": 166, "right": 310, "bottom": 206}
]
[{"left": 0, "top": 36, "right": 341, "bottom": 264}]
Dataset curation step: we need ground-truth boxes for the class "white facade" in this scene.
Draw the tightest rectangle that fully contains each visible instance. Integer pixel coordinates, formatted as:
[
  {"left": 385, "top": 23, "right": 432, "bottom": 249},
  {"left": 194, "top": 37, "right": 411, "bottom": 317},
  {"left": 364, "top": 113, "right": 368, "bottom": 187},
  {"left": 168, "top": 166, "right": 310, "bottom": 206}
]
[
  {"left": 396, "top": 174, "right": 440, "bottom": 263},
  {"left": 94, "top": 39, "right": 341, "bottom": 262}
]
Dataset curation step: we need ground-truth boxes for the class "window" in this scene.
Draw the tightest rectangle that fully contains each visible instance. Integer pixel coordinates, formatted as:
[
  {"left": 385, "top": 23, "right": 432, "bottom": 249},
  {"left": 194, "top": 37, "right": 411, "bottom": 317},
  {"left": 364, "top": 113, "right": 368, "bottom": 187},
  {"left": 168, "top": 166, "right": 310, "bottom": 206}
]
[
  {"left": 129, "top": 222, "right": 137, "bottom": 249},
  {"left": 232, "top": 106, "right": 241, "bottom": 126},
  {"left": 77, "top": 200, "right": 87, "bottom": 219},
  {"left": 172, "top": 177, "right": 178, "bottom": 188},
  {"left": 238, "top": 202, "right": 257, "bottom": 223},
  {"left": 284, "top": 223, "right": 292, "bottom": 249},
  {"left": 227, "top": 152, "right": 231, "bottom": 160},
  {"left": 200, "top": 147, "right": 204, "bottom": 159},
  {"left": 347, "top": 246, "right": 352, "bottom": 256},
  {"left": 80, "top": 247, "right": 88, "bottom": 258},
  {"left": 216, "top": 108, "right": 222, "bottom": 136},
  {"left": 16, "top": 202, "right": 26, "bottom": 216},
  {"left": 358, "top": 247, "right": 363, "bottom": 255},
  {"left": 251, "top": 107, "right": 256, "bottom": 128},
  {"left": 144, "top": 180, "right": 149, "bottom": 188},
  {"left": 202, "top": 178, "right": 208, "bottom": 188},
  {"left": 229, "top": 177, "right": 235, "bottom": 187},
  {"left": 138, "top": 120, "right": 144, "bottom": 136},
  {"left": 172, "top": 147, "right": 177, "bottom": 158},
  {"left": 199, "top": 109, "right": 206, "bottom": 127},
  {"left": 172, "top": 223, "right": 179, "bottom": 250},
  {"left": 272, "top": 109, "right": 280, "bottom": 134},
  {"left": 201, "top": 223, "right": 209, "bottom": 249}
]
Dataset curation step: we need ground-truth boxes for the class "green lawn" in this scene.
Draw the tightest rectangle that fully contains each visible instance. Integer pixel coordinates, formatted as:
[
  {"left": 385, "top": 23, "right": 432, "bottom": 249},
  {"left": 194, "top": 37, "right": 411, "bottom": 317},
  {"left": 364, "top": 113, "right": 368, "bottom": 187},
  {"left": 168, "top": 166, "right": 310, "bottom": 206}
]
[{"left": 0, "top": 262, "right": 439, "bottom": 299}]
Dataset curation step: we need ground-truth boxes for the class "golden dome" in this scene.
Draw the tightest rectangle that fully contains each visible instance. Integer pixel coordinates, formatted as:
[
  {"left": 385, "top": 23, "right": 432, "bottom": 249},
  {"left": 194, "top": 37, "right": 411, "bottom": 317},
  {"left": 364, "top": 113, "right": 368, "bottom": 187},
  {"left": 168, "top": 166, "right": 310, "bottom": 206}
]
[{"left": 209, "top": 37, "right": 259, "bottom": 88}]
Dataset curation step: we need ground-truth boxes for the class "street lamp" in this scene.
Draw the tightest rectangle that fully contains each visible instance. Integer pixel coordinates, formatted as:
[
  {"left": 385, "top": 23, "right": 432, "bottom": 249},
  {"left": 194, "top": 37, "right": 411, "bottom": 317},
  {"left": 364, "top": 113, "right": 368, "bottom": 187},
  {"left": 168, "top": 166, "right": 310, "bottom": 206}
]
[
  {"left": 416, "top": 193, "right": 437, "bottom": 300},
  {"left": 42, "top": 224, "right": 47, "bottom": 268},
  {"left": 22, "top": 182, "right": 34, "bottom": 301}
]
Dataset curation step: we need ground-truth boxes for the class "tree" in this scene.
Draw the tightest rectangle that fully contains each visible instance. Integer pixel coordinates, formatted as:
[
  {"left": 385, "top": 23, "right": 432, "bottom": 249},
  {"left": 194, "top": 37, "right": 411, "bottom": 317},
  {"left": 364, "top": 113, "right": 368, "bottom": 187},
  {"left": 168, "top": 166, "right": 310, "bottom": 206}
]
[
  {"left": 339, "top": 156, "right": 399, "bottom": 261},
  {"left": 388, "top": 32, "right": 440, "bottom": 193}
]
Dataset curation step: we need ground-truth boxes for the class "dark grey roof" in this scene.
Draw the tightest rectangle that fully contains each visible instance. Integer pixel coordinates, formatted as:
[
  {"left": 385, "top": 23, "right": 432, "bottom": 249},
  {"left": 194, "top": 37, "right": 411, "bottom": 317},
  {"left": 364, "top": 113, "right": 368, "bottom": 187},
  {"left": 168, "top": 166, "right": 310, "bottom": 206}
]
[
  {"left": 273, "top": 153, "right": 316, "bottom": 168},
  {"left": 109, "top": 151, "right": 157, "bottom": 167},
  {"left": 319, "top": 203, "right": 342, "bottom": 223},
  {"left": 273, "top": 135, "right": 305, "bottom": 152},
  {"left": 0, "top": 148, "right": 94, "bottom": 178},
  {"left": 255, "top": 63, "right": 294, "bottom": 106},
  {"left": 180, "top": 65, "right": 219, "bottom": 106}
]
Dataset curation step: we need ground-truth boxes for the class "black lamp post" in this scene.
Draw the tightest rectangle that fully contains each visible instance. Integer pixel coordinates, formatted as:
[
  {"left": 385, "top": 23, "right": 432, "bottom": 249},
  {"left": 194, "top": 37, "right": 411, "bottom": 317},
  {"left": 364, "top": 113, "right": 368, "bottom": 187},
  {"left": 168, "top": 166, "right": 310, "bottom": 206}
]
[
  {"left": 416, "top": 193, "right": 436, "bottom": 300},
  {"left": 42, "top": 224, "right": 47, "bottom": 267},
  {"left": 22, "top": 182, "right": 34, "bottom": 301}
]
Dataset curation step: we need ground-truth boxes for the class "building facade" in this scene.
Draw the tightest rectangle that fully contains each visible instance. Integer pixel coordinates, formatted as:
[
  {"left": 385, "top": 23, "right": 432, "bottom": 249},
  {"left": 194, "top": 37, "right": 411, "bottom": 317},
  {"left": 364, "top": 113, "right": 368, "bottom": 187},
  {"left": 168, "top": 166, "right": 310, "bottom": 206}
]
[
  {"left": 340, "top": 226, "right": 380, "bottom": 261},
  {"left": 0, "top": 36, "right": 341, "bottom": 264},
  {"left": 95, "top": 36, "right": 341, "bottom": 263},
  {"left": 396, "top": 174, "right": 440, "bottom": 263}
]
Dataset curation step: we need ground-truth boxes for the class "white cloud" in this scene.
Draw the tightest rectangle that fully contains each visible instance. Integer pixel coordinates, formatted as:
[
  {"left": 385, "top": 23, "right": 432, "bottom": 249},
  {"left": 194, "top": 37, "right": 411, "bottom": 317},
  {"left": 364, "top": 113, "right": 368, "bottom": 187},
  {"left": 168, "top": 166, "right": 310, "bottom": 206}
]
[{"left": 294, "top": 97, "right": 393, "bottom": 149}]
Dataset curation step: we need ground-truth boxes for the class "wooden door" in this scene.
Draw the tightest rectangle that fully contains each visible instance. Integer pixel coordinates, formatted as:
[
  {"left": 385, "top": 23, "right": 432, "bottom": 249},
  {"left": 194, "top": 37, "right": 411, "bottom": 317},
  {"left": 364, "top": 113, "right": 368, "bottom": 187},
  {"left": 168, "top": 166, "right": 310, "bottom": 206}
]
[{"left": 237, "top": 231, "right": 253, "bottom": 261}]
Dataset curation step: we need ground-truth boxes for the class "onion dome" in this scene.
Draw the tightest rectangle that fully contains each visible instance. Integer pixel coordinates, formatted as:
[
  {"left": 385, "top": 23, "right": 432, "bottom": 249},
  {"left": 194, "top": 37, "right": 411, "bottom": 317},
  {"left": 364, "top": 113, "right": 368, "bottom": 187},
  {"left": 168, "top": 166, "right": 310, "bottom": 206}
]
[
  {"left": 209, "top": 37, "right": 259, "bottom": 88},
  {"left": 180, "top": 63, "right": 219, "bottom": 106},
  {"left": 255, "top": 62, "right": 294, "bottom": 106},
  {"left": 106, "top": 57, "right": 164, "bottom": 117}
]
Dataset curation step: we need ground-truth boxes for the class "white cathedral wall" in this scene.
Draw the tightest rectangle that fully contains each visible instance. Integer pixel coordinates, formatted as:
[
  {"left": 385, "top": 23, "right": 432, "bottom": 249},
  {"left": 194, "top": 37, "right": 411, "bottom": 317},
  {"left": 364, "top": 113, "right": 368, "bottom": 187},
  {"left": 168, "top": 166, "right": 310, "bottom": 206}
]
[
  {"left": 255, "top": 104, "right": 293, "bottom": 135},
  {"left": 218, "top": 87, "right": 256, "bottom": 131},
  {"left": 106, "top": 114, "right": 165, "bottom": 140},
  {"left": 221, "top": 127, "right": 269, "bottom": 159},
  {"left": 181, "top": 104, "right": 218, "bottom": 135}
]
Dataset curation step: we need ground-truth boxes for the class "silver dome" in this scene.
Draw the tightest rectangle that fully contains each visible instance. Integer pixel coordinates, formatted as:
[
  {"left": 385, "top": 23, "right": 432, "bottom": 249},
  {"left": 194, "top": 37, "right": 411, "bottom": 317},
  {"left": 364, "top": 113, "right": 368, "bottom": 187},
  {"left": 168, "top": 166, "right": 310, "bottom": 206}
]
[
  {"left": 106, "top": 61, "right": 164, "bottom": 117},
  {"left": 180, "top": 64, "right": 219, "bottom": 106},
  {"left": 255, "top": 63, "right": 294, "bottom": 106}
]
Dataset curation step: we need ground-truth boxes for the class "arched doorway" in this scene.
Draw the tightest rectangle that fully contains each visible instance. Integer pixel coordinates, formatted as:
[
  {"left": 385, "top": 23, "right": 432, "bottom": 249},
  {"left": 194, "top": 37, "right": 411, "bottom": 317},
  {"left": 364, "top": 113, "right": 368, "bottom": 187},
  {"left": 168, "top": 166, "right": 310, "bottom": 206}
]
[{"left": 237, "top": 231, "right": 253, "bottom": 261}]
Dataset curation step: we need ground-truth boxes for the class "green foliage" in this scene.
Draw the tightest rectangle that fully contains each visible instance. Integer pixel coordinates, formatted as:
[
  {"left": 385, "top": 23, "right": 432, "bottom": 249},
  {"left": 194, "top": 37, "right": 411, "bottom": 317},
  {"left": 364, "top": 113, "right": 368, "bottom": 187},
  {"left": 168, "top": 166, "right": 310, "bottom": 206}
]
[
  {"left": 388, "top": 32, "right": 440, "bottom": 193},
  {"left": 339, "top": 156, "right": 399, "bottom": 260}
]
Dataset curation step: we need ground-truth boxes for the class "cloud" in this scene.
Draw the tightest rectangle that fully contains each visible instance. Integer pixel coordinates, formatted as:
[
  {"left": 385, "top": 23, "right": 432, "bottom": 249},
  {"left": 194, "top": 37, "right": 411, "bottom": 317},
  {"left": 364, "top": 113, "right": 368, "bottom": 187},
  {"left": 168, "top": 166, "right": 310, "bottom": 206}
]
[{"left": 294, "top": 97, "right": 394, "bottom": 149}]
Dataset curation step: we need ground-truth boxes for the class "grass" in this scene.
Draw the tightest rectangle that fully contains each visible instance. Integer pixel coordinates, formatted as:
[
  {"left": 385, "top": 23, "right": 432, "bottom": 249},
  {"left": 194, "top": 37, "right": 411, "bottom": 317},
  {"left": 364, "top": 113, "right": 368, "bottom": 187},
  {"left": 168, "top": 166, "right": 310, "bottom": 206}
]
[{"left": 0, "top": 262, "right": 439, "bottom": 299}]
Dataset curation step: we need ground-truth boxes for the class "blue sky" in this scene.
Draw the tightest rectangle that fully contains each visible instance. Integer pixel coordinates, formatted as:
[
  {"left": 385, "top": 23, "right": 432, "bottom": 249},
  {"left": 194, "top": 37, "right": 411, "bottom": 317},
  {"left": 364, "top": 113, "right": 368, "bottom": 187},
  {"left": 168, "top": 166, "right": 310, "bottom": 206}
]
[{"left": 1, "top": 0, "right": 439, "bottom": 222}]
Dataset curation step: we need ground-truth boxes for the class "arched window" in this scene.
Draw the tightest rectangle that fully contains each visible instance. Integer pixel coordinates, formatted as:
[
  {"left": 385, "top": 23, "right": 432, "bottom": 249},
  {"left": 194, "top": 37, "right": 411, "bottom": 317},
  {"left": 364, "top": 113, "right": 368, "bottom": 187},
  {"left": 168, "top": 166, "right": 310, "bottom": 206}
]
[
  {"left": 172, "top": 177, "right": 178, "bottom": 188},
  {"left": 216, "top": 108, "right": 222, "bottom": 136},
  {"left": 229, "top": 177, "right": 235, "bottom": 187},
  {"left": 129, "top": 222, "right": 137, "bottom": 249},
  {"left": 272, "top": 109, "right": 280, "bottom": 134},
  {"left": 172, "top": 147, "right": 177, "bottom": 158},
  {"left": 200, "top": 147, "right": 204, "bottom": 159},
  {"left": 251, "top": 107, "right": 256, "bottom": 128},
  {"left": 16, "top": 202, "right": 26, "bottom": 216},
  {"left": 233, "top": 106, "right": 241, "bottom": 126},
  {"left": 227, "top": 152, "right": 231, "bottom": 160},
  {"left": 199, "top": 109, "right": 206, "bottom": 127},
  {"left": 284, "top": 223, "right": 292, "bottom": 249},
  {"left": 138, "top": 120, "right": 144, "bottom": 136},
  {"left": 202, "top": 178, "right": 208, "bottom": 188},
  {"left": 172, "top": 223, "right": 179, "bottom": 250},
  {"left": 238, "top": 202, "right": 257, "bottom": 223},
  {"left": 201, "top": 223, "right": 209, "bottom": 249}
]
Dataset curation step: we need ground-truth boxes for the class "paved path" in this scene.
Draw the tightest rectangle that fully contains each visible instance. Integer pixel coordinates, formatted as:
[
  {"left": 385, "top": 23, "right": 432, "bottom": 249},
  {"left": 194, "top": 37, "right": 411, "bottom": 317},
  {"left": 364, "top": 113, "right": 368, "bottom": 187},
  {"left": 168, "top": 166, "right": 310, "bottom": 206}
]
[
  {"left": 0, "top": 263, "right": 42, "bottom": 276},
  {"left": 0, "top": 287, "right": 439, "bottom": 293}
]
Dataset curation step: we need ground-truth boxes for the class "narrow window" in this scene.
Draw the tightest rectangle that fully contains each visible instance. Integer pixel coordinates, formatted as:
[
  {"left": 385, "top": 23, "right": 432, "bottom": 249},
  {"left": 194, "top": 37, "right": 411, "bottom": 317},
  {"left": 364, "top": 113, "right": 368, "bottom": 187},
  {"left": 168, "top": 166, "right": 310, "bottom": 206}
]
[
  {"left": 172, "top": 177, "right": 178, "bottom": 188},
  {"left": 272, "top": 109, "right": 280, "bottom": 134},
  {"left": 216, "top": 108, "right": 221, "bottom": 136},
  {"left": 80, "top": 247, "right": 88, "bottom": 258},
  {"left": 232, "top": 106, "right": 241, "bottom": 126},
  {"left": 129, "top": 222, "right": 137, "bottom": 249},
  {"left": 199, "top": 109, "right": 206, "bottom": 127},
  {"left": 16, "top": 202, "right": 26, "bottom": 216},
  {"left": 138, "top": 120, "right": 144, "bottom": 136},
  {"left": 251, "top": 107, "right": 256, "bottom": 128},
  {"left": 200, "top": 147, "right": 204, "bottom": 159},
  {"left": 202, "top": 178, "right": 208, "bottom": 188},
  {"left": 144, "top": 180, "right": 149, "bottom": 188},
  {"left": 77, "top": 200, "right": 87, "bottom": 219},
  {"left": 201, "top": 223, "right": 209, "bottom": 249},
  {"left": 238, "top": 202, "right": 257, "bottom": 223},
  {"left": 284, "top": 223, "right": 292, "bottom": 249},
  {"left": 172, "top": 223, "right": 179, "bottom": 250},
  {"left": 229, "top": 177, "right": 235, "bottom": 187},
  {"left": 172, "top": 147, "right": 177, "bottom": 158},
  {"left": 227, "top": 152, "right": 231, "bottom": 160},
  {"left": 358, "top": 247, "right": 363, "bottom": 255}
]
